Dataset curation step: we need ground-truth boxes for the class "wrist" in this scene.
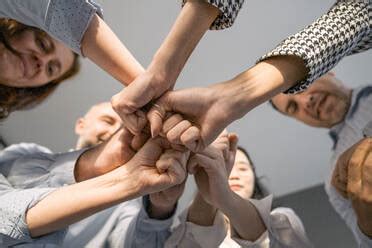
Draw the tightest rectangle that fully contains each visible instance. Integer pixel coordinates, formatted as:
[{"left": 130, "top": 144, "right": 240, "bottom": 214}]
[
  {"left": 74, "top": 147, "right": 99, "bottom": 182},
  {"left": 213, "top": 56, "right": 307, "bottom": 120}
]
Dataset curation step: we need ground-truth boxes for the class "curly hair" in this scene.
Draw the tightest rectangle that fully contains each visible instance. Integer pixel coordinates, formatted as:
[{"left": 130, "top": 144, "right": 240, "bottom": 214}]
[{"left": 0, "top": 18, "right": 80, "bottom": 119}]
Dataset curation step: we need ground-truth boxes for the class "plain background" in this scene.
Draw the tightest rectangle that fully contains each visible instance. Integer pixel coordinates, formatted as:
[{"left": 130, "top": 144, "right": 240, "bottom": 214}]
[{"left": 1, "top": 0, "right": 372, "bottom": 197}]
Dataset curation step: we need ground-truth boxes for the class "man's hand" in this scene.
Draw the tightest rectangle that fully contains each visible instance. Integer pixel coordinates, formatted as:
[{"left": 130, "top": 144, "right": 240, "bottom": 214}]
[
  {"left": 147, "top": 85, "right": 241, "bottom": 152},
  {"left": 123, "top": 137, "right": 190, "bottom": 198},
  {"left": 75, "top": 127, "right": 149, "bottom": 181},
  {"left": 111, "top": 71, "right": 173, "bottom": 135},
  {"left": 331, "top": 137, "right": 372, "bottom": 237}
]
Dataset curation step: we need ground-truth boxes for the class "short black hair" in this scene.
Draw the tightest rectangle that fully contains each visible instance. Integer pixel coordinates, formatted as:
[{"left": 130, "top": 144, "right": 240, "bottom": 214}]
[{"left": 237, "top": 146, "right": 270, "bottom": 200}]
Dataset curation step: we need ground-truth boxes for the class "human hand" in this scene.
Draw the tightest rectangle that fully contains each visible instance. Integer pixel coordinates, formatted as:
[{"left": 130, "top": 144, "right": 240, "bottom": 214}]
[
  {"left": 111, "top": 71, "right": 174, "bottom": 135},
  {"left": 123, "top": 137, "right": 190, "bottom": 198},
  {"left": 147, "top": 85, "right": 241, "bottom": 152},
  {"left": 75, "top": 127, "right": 149, "bottom": 181},
  {"left": 331, "top": 138, "right": 372, "bottom": 236},
  {"left": 187, "top": 133, "right": 238, "bottom": 209}
]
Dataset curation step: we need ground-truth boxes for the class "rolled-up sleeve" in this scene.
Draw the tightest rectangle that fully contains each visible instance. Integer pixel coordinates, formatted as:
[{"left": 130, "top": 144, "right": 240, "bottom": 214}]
[
  {"left": 0, "top": 175, "right": 66, "bottom": 247},
  {"left": 0, "top": 143, "right": 87, "bottom": 189},
  {"left": 231, "top": 196, "right": 313, "bottom": 248},
  {"left": 182, "top": 0, "right": 245, "bottom": 30},
  {"left": 0, "top": 0, "right": 103, "bottom": 56},
  {"left": 258, "top": 0, "right": 371, "bottom": 94}
]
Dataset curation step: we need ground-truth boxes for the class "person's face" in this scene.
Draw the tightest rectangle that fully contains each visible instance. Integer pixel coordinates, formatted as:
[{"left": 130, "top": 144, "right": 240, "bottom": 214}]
[
  {"left": 0, "top": 29, "right": 74, "bottom": 88},
  {"left": 75, "top": 103, "right": 122, "bottom": 149},
  {"left": 228, "top": 149, "right": 255, "bottom": 200},
  {"left": 271, "top": 73, "right": 351, "bottom": 128}
]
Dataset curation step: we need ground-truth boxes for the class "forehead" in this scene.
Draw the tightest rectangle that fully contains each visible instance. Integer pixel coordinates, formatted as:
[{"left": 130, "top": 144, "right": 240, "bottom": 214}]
[
  {"left": 85, "top": 103, "right": 119, "bottom": 119},
  {"left": 271, "top": 94, "right": 294, "bottom": 113},
  {"left": 234, "top": 150, "right": 252, "bottom": 168}
]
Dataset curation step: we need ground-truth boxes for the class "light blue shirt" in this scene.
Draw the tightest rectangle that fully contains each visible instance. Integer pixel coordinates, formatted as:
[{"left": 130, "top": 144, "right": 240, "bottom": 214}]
[
  {"left": 326, "top": 86, "right": 372, "bottom": 247},
  {"left": 0, "top": 143, "right": 174, "bottom": 247}
]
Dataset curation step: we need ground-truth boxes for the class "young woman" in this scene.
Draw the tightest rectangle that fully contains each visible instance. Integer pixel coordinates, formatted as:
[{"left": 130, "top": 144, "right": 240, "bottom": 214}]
[
  {"left": 166, "top": 136, "right": 313, "bottom": 248},
  {"left": 0, "top": 0, "right": 244, "bottom": 121}
]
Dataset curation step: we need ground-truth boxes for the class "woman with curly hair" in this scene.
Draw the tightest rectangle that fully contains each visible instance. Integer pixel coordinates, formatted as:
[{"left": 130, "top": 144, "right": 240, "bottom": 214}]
[{"left": 0, "top": 0, "right": 245, "bottom": 122}]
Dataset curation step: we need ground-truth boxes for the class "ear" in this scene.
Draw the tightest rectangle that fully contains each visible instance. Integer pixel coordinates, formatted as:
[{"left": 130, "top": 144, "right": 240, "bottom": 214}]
[{"left": 75, "top": 118, "right": 85, "bottom": 135}]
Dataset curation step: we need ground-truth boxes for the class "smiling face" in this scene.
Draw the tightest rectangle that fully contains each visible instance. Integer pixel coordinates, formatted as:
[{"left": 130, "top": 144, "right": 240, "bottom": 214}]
[
  {"left": 75, "top": 102, "right": 122, "bottom": 149},
  {"left": 271, "top": 73, "right": 352, "bottom": 128},
  {"left": 0, "top": 29, "right": 74, "bottom": 88},
  {"left": 228, "top": 149, "right": 255, "bottom": 200}
]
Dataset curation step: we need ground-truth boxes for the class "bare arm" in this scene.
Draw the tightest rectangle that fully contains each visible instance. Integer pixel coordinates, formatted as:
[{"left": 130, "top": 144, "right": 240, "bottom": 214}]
[{"left": 81, "top": 14, "right": 144, "bottom": 85}]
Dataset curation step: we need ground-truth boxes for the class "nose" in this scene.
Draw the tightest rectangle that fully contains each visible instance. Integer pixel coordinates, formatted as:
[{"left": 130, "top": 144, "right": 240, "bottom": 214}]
[{"left": 300, "top": 94, "right": 316, "bottom": 111}]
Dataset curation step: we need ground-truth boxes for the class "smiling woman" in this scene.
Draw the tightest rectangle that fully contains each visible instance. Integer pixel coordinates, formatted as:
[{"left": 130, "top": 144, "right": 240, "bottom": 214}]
[{"left": 0, "top": 18, "right": 79, "bottom": 119}]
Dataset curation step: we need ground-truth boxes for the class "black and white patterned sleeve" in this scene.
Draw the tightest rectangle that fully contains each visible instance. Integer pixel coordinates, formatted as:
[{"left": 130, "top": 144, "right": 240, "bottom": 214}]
[
  {"left": 182, "top": 0, "right": 245, "bottom": 30},
  {"left": 258, "top": 0, "right": 372, "bottom": 94}
]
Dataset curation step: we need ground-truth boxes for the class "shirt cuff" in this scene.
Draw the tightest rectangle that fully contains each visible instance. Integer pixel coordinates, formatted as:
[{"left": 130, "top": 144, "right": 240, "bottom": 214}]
[
  {"left": 0, "top": 188, "right": 67, "bottom": 246},
  {"left": 48, "top": 148, "right": 88, "bottom": 186},
  {"left": 45, "top": 0, "right": 104, "bottom": 55},
  {"left": 258, "top": 1, "right": 370, "bottom": 94},
  {"left": 182, "top": 0, "right": 245, "bottom": 30}
]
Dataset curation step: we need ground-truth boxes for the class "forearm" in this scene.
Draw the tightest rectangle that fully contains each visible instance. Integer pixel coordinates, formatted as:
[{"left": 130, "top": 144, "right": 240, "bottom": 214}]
[
  {"left": 148, "top": 0, "right": 219, "bottom": 85},
  {"left": 220, "top": 191, "right": 266, "bottom": 241},
  {"left": 26, "top": 168, "right": 134, "bottom": 237},
  {"left": 81, "top": 14, "right": 144, "bottom": 85},
  {"left": 211, "top": 56, "right": 307, "bottom": 121},
  {"left": 187, "top": 193, "right": 218, "bottom": 226}
]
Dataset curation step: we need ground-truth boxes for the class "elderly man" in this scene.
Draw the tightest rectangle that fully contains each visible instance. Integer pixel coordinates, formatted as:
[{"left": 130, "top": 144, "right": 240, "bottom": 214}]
[
  {"left": 0, "top": 102, "right": 189, "bottom": 247},
  {"left": 270, "top": 73, "right": 372, "bottom": 246}
]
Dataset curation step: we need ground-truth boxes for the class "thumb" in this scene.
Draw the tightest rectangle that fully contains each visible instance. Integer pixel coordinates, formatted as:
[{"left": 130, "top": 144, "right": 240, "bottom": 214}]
[{"left": 148, "top": 92, "right": 173, "bottom": 138}]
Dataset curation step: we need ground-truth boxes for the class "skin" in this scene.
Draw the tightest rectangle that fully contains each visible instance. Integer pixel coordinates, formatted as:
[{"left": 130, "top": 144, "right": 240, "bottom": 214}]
[
  {"left": 147, "top": 56, "right": 307, "bottom": 152},
  {"left": 332, "top": 138, "right": 372, "bottom": 237},
  {"left": 271, "top": 73, "right": 352, "bottom": 128},
  {"left": 187, "top": 133, "right": 265, "bottom": 242},
  {"left": 75, "top": 102, "right": 122, "bottom": 149},
  {"left": 111, "top": 0, "right": 220, "bottom": 135},
  {"left": 74, "top": 102, "right": 185, "bottom": 219},
  {"left": 27, "top": 137, "right": 189, "bottom": 237},
  {"left": 0, "top": 30, "right": 74, "bottom": 87},
  {"left": 228, "top": 149, "right": 255, "bottom": 200}
]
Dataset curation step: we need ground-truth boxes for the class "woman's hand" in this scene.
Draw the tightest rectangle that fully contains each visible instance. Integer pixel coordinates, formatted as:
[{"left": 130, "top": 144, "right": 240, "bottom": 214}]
[{"left": 187, "top": 133, "right": 238, "bottom": 209}]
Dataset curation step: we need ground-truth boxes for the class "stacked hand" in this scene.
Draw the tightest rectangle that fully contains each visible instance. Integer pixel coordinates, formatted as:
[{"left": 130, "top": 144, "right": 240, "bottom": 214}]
[
  {"left": 187, "top": 131, "right": 238, "bottom": 209},
  {"left": 122, "top": 137, "right": 190, "bottom": 198},
  {"left": 331, "top": 137, "right": 372, "bottom": 237}
]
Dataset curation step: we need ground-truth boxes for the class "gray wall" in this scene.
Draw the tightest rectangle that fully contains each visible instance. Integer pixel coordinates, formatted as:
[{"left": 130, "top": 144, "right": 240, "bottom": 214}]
[{"left": 1, "top": 0, "right": 371, "bottom": 196}]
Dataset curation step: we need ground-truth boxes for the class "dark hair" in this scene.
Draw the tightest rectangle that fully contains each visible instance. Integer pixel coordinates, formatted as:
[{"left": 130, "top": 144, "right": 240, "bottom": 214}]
[
  {"left": 0, "top": 18, "right": 80, "bottom": 120},
  {"left": 237, "top": 146, "right": 270, "bottom": 200}
]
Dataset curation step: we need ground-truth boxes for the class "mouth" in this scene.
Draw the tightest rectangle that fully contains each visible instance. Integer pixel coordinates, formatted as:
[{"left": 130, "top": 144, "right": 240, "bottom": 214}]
[{"left": 229, "top": 184, "right": 243, "bottom": 191}]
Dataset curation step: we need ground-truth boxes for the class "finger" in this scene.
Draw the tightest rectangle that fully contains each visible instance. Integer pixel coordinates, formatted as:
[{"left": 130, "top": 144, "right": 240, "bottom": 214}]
[
  {"left": 166, "top": 120, "right": 193, "bottom": 145},
  {"left": 147, "top": 97, "right": 170, "bottom": 138},
  {"left": 131, "top": 131, "right": 150, "bottom": 151},
  {"left": 187, "top": 155, "right": 199, "bottom": 174},
  {"left": 363, "top": 151, "right": 372, "bottom": 195},
  {"left": 121, "top": 111, "right": 147, "bottom": 135},
  {"left": 156, "top": 150, "right": 187, "bottom": 184},
  {"left": 180, "top": 126, "right": 201, "bottom": 152},
  {"left": 228, "top": 133, "right": 239, "bottom": 153},
  {"left": 194, "top": 154, "right": 217, "bottom": 174},
  {"left": 162, "top": 114, "right": 184, "bottom": 135},
  {"left": 347, "top": 139, "right": 372, "bottom": 198},
  {"left": 132, "top": 137, "right": 170, "bottom": 163}
]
